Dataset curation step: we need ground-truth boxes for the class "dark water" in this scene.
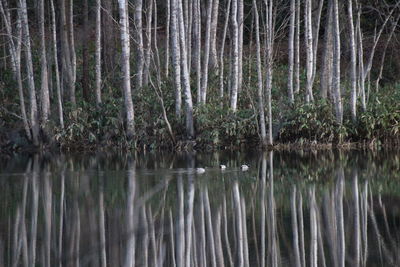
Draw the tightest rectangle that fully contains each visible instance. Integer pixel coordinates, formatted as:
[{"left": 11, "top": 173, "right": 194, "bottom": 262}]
[{"left": 0, "top": 150, "right": 400, "bottom": 267}]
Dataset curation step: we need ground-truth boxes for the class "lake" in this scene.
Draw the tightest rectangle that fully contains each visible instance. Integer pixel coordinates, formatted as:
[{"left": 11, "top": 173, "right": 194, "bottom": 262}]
[{"left": 0, "top": 150, "right": 399, "bottom": 266}]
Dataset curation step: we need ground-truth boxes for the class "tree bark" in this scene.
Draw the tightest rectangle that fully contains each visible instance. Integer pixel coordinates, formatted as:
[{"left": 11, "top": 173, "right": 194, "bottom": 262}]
[
  {"left": 253, "top": 0, "right": 267, "bottom": 146},
  {"left": 118, "top": 0, "right": 135, "bottom": 138},
  {"left": 288, "top": 0, "right": 295, "bottom": 104},
  {"left": 347, "top": 0, "right": 357, "bottom": 122},
  {"left": 0, "top": 0, "right": 31, "bottom": 139},
  {"left": 50, "top": 0, "right": 64, "bottom": 129},
  {"left": 21, "top": 0, "right": 40, "bottom": 145},
  {"left": 320, "top": 0, "right": 333, "bottom": 99},
  {"left": 143, "top": 0, "right": 153, "bottom": 86},
  {"left": 95, "top": 0, "right": 102, "bottom": 106},
  {"left": 332, "top": 0, "right": 343, "bottom": 125},
  {"left": 39, "top": 0, "right": 50, "bottom": 124},
  {"left": 82, "top": 0, "right": 90, "bottom": 102},
  {"left": 177, "top": 0, "right": 195, "bottom": 138},
  {"left": 210, "top": 0, "right": 219, "bottom": 70},
  {"left": 171, "top": 0, "right": 182, "bottom": 117},
  {"left": 200, "top": 0, "right": 213, "bottom": 104},
  {"left": 230, "top": 0, "right": 239, "bottom": 112},
  {"left": 304, "top": 0, "right": 314, "bottom": 102}
]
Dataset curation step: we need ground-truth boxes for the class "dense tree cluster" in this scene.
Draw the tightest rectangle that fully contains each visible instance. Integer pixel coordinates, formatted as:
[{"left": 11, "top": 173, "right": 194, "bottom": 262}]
[{"left": 0, "top": 0, "right": 399, "bottom": 148}]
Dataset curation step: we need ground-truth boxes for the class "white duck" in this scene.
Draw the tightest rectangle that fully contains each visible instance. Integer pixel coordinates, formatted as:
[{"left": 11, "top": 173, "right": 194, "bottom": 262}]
[
  {"left": 241, "top": 165, "right": 249, "bottom": 171},
  {"left": 219, "top": 164, "right": 226, "bottom": 170},
  {"left": 196, "top": 168, "right": 206, "bottom": 174}
]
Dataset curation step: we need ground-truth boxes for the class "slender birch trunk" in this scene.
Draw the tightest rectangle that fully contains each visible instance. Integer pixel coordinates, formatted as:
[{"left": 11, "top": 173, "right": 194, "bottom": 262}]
[
  {"left": 39, "top": 0, "right": 50, "bottom": 124},
  {"left": 171, "top": 0, "right": 182, "bottom": 117},
  {"left": 320, "top": 0, "right": 333, "bottom": 99},
  {"left": 177, "top": 0, "right": 195, "bottom": 138},
  {"left": 49, "top": 0, "right": 64, "bottom": 129},
  {"left": 0, "top": 0, "right": 31, "bottom": 138},
  {"left": 118, "top": 0, "right": 135, "bottom": 138},
  {"left": 294, "top": 0, "right": 300, "bottom": 94},
  {"left": 237, "top": 0, "right": 244, "bottom": 93},
  {"left": 230, "top": 0, "right": 239, "bottom": 112},
  {"left": 143, "top": 0, "right": 153, "bottom": 86},
  {"left": 200, "top": 0, "right": 214, "bottom": 104},
  {"left": 20, "top": 0, "right": 40, "bottom": 145},
  {"left": 210, "top": 0, "right": 219, "bottom": 70},
  {"left": 253, "top": 0, "right": 267, "bottom": 146},
  {"left": 82, "top": 0, "right": 90, "bottom": 102},
  {"left": 60, "top": 0, "right": 73, "bottom": 106},
  {"left": 95, "top": 0, "right": 102, "bottom": 106},
  {"left": 332, "top": 0, "right": 343, "bottom": 124},
  {"left": 165, "top": 0, "right": 170, "bottom": 77},
  {"left": 311, "top": 0, "right": 324, "bottom": 84},
  {"left": 219, "top": 0, "right": 231, "bottom": 101},
  {"left": 348, "top": 0, "right": 357, "bottom": 122},
  {"left": 288, "top": 0, "right": 295, "bottom": 104},
  {"left": 69, "top": 0, "right": 76, "bottom": 106},
  {"left": 356, "top": 8, "right": 366, "bottom": 112},
  {"left": 193, "top": 0, "right": 201, "bottom": 104},
  {"left": 134, "top": 0, "right": 144, "bottom": 90},
  {"left": 304, "top": 0, "right": 314, "bottom": 102},
  {"left": 265, "top": 0, "right": 273, "bottom": 145}
]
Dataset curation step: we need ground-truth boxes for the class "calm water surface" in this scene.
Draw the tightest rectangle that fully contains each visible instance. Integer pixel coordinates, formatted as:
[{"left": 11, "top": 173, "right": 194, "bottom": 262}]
[{"left": 0, "top": 150, "right": 400, "bottom": 266}]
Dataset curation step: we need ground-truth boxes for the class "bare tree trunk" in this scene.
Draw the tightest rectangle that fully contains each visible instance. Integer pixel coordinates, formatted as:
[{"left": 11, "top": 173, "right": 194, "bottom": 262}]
[
  {"left": 39, "top": 0, "right": 50, "bottom": 124},
  {"left": 95, "top": 0, "right": 102, "bottom": 106},
  {"left": 171, "top": 0, "right": 182, "bottom": 117},
  {"left": 20, "top": 0, "right": 40, "bottom": 145},
  {"left": 320, "top": 0, "right": 333, "bottom": 99},
  {"left": 265, "top": 0, "right": 273, "bottom": 146},
  {"left": 118, "top": 0, "right": 135, "bottom": 138},
  {"left": 49, "top": 0, "right": 64, "bottom": 129},
  {"left": 287, "top": 0, "right": 295, "bottom": 104},
  {"left": 347, "top": 0, "right": 357, "bottom": 122},
  {"left": 82, "top": 0, "right": 90, "bottom": 102},
  {"left": 193, "top": 0, "right": 201, "bottom": 104},
  {"left": 0, "top": 0, "right": 31, "bottom": 139},
  {"left": 332, "top": 0, "right": 343, "bottom": 125},
  {"left": 177, "top": 0, "right": 195, "bottom": 138},
  {"left": 356, "top": 8, "right": 366, "bottom": 112},
  {"left": 69, "top": 0, "right": 76, "bottom": 105},
  {"left": 143, "top": 0, "right": 153, "bottom": 86},
  {"left": 219, "top": 0, "right": 231, "bottom": 101},
  {"left": 60, "top": 0, "right": 74, "bottom": 106},
  {"left": 304, "top": 0, "right": 314, "bottom": 102},
  {"left": 210, "top": 0, "right": 219, "bottom": 70},
  {"left": 200, "top": 0, "right": 213, "bottom": 104},
  {"left": 294, "top": 0, "right": 300, "bottom": 94},
  {"left": 230, "top": 0, "right": 239, "bottom": 112},
  {"left": 134, "top": 0, "right": 144, "bottom": 90},
  {"left": 311, "top": 0, "right": 323, "bottom": 84},
  {"left": 165, "top": 0, "right": 170, "bottom": 77},
  {"left": 237, "top": 0, "right": 244, "bottom": 93},
  {"left": 253, "top": 0, "right": 267, "bottom": 146},
  {"left": 375, "top": 14, "right": 400, "bottom": 92}
]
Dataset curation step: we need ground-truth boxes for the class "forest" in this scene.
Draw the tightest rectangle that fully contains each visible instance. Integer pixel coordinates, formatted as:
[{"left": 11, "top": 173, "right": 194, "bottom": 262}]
[{"left": 0, "top": 0, "right": 399, "bottom": 152}]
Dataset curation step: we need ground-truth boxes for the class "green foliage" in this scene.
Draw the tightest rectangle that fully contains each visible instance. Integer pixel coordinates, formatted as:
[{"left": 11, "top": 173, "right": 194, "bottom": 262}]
[{"left": 278, "top": 99, "right": 342, "bottom": 143}]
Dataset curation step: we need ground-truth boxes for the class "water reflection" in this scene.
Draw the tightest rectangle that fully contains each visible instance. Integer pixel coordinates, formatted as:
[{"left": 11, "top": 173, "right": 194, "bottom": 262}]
[{"left": 0, "top": 150, "right": 400, "bottom": 266}]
